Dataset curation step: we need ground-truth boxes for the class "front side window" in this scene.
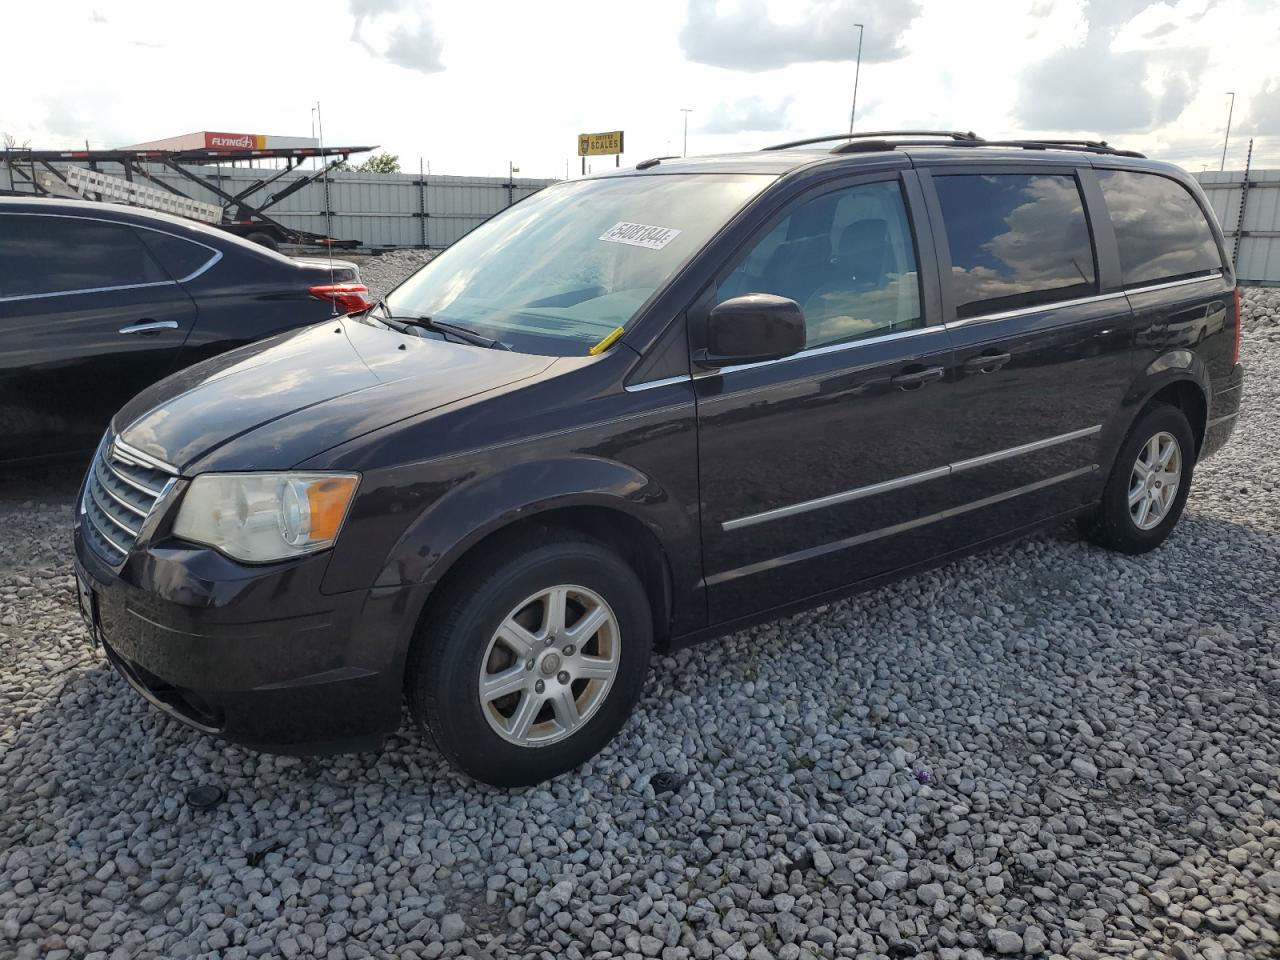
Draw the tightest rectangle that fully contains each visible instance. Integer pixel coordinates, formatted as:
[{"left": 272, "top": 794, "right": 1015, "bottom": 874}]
[
  {"left": 933, "top": 173, "right": 1097, "bottom": 319},
  {"left": 716, "top": 180, "right": 922, "bottom": 349},
  {"left": 0, "top": 215, "right": 169, "bottom": 298},
  {"left": 1097, "top": 170, "right": 1222, "bottom": 287},
  {"left": 384, "top": 174, "right": 774, "bottom": 356}
]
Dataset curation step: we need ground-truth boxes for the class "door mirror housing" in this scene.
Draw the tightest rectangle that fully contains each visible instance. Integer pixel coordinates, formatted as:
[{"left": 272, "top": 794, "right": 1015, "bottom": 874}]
[{"left": 695, "top": 294, "right": 806, "bottom": 368}]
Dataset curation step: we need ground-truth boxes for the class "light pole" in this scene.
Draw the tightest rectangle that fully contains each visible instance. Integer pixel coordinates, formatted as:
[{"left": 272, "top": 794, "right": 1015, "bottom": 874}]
[
  {"left": 1220, "top": 91, "right": 1235, "bottom": 171},
  {"left": 680, "top": 108, "right": 693, "bottom": 157},
  {"left": 848, "top": 23, "right": 865, "bottom": 135}
]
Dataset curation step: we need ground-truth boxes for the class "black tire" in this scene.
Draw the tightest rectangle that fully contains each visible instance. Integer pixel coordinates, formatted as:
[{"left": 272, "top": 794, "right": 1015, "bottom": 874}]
[
  {"left": 408, "top": 532, "right": 653, "bottom": 787},
  {"left": 1080, "top": 403, "right": 1195, "bottom": 554},
  {"left": 244, "top": 231, "right": 280, "bottom": 251}
]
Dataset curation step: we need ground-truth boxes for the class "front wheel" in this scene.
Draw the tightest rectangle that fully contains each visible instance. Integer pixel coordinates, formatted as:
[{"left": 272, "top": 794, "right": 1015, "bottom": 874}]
[
  {"left": 1080, "top": 403, "right": 1196, "bottom": 554},
  {"left": 408, "top": 534, "right": 653, "bottom": 787}
]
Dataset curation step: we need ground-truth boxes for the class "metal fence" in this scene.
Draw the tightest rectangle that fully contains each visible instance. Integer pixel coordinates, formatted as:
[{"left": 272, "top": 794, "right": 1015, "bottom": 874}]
[
  {"left": 0, "top": 161, "right": 556, "bottom": 250},
  {"left": 1194, "top": 168, "right": 1280, "bottom": 286},
  {"left": 4, "top": 158, "right": 1276, "bottom": 280}
]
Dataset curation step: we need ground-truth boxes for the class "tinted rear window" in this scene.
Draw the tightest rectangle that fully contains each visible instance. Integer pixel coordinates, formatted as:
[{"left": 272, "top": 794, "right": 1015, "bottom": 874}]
[
  {"left": 933, "top": 173, "right": 1097, "bottom": 320},
  {"left": 136, "top": 229, "right": 218, "bottom": 280},
  {"left": 0, "top": 214, "right": 168, "bottom": 297},
  {"left": 1097, "top": 170, "right": 1222, "bottom": 286}
]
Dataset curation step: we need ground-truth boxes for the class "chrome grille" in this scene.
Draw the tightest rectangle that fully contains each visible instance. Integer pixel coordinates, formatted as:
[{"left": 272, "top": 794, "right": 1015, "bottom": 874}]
[{"left": 81, "top": 437, "right": 176, "bottom": 566}]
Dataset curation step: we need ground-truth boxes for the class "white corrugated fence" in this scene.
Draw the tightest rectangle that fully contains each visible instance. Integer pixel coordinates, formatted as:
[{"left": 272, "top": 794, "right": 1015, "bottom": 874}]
[{"left": 1, "top": 160, "right": 556, "bottom": 250}]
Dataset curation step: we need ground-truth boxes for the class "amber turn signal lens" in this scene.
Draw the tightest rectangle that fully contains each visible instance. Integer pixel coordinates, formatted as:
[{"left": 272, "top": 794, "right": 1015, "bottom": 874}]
[{"left": 306, "top": 476, "right": 359, "bottom": 542}]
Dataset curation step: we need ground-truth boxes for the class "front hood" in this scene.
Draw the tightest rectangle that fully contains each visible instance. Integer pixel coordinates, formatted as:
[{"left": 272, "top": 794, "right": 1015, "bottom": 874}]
[{"left": 115, "top": 318, "right": 556, "bottom": 473}]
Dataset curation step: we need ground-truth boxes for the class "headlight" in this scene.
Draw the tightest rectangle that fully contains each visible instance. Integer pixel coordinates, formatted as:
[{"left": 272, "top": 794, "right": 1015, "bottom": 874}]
[{"left": 173, "top": 473, "right": 359, "bottom": 563}]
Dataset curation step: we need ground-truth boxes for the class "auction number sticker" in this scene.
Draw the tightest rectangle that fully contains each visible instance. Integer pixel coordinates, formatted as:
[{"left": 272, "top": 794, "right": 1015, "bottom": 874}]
[{"left": 599, "top": 222, "right": 682, "bottom": 250}]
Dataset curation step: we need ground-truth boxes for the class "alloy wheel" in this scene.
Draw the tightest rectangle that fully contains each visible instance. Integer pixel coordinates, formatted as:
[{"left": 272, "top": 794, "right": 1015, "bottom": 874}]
[
  {"left": 477, "top": 584, "right": 620, "bottom": 747},
  {"left": 1128, "top": 430, "right": 1181, "bottom": 531}
]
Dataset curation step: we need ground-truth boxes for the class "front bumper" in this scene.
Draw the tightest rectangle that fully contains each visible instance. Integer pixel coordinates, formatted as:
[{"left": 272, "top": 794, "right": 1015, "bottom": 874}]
[{"left": 74, "top": 520, "right": 419, "bottom": 755}]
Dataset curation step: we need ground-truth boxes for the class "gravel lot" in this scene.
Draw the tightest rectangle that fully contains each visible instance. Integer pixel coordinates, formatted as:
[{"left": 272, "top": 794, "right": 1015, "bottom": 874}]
[
  {"left": 359, "top": 250, "right": 438, "bottom": 301},
  {"left": 1, "top": 287, "right": 1277, "bottom": 960}
]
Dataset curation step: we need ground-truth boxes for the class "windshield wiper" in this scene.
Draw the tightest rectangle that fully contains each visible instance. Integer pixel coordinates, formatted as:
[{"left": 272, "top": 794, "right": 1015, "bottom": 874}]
[{"left": 370, "top": 300, "right": 509, "bottom": 350}]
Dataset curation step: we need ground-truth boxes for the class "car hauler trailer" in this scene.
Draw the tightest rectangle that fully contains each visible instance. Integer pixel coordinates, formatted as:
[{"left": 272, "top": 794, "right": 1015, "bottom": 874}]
[{"left": 1, "top": 135, "right": 376, "bottom": 249}]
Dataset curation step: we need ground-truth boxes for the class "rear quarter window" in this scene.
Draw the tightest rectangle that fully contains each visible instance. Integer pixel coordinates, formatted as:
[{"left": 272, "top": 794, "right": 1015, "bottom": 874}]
[
  {"left": 932, "top": 173, "right": 1097, "bottom": 320},
  {"left": 1097, "top": 170, "right": 1222, "bottom": 287},
  {"left": 135, "top": 229, "right": 219, "bottom": 280}
]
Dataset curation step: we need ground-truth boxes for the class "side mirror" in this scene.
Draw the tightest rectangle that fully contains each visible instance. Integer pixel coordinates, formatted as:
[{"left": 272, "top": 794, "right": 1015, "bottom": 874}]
[{"left": 695, "top": 293, "right": 806, "bottom": 368}]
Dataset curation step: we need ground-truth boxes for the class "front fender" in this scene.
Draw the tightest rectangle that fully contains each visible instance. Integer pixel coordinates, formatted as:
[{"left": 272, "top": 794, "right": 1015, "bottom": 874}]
[{"left": 365, "top": 455, "right": 699, "bottom": 595}]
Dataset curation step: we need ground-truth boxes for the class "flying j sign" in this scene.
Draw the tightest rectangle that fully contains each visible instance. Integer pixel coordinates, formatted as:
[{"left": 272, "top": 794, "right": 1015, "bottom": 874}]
[{"left": 578, "top": 131, "right": 624, "bottom": 156}]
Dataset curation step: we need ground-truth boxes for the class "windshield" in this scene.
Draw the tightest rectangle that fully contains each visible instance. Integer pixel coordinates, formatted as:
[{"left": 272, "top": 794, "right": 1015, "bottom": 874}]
[{"left": 382, "top": 173, "right": 774, "bottom": 356}]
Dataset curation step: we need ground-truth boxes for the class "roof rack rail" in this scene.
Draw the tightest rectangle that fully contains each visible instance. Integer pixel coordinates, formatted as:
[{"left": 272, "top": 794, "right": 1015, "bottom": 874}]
[
  {"left": 950, "top": 139, "right": 1146, "bottom": 158},
  {"left": 763, "top": 131, "right": 981, "bottom": 151},
  {"left": 763, "top": 132, "right": 1145, "bottom": 159}
]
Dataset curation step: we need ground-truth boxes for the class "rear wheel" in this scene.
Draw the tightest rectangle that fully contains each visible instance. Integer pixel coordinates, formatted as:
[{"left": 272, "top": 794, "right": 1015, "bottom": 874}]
[
  {"left": 1081, "top": 403, "right": 1195, "bottom": 554},
  {"left": 408, "top": 534, "right": 653, "bottom": 787}
]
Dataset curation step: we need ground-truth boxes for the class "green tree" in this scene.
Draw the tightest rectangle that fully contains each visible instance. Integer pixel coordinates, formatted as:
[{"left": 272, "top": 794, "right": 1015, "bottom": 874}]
[{"left": 356, "top": 153, "right": 401, "bottom": 174}]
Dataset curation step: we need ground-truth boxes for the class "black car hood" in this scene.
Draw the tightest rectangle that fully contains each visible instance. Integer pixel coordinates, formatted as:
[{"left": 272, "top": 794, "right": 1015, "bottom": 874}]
[{"left": 115, "top": 317, "right": 556, "bottom": 473}]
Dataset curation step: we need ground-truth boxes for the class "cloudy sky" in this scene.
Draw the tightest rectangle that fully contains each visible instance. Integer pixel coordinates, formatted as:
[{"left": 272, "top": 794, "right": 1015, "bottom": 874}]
[{"left": 2, "top": 0, "right": 1277, "bottom": 180}]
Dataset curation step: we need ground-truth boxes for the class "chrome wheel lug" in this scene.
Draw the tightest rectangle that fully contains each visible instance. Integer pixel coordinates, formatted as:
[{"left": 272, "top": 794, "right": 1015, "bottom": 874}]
[
  {"left": 562, "top": 645, "right": 575, "bottom": 656},
  {"left": 525, "top": 659, "right": 535, "bottom": 671},
  {"left": 557, "top": 671, "right": 570, "bottom": 684},
  {"left": 534, "top": 679, "right": 545, "bottom": 694}
]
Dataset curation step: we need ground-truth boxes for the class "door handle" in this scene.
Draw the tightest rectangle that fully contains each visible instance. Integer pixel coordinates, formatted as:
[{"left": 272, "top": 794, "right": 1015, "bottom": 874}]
[
  {"left": 119, "top": 320, "right": 179, "bottom": 335},
  {"left": 961, "top": 351, "right": 1012, "bottom": 374},
  {"left": 890, "top": 365, "right": 946, "bottom": 390}
]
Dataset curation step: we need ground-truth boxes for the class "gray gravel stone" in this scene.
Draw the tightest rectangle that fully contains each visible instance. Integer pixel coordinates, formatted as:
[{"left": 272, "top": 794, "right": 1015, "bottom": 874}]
[
  {"left": 988, "top": 929, "right": 1023, "bottom": 954},
  {"left": 439, "top": 913, "right": 466, "bottom": 941}
]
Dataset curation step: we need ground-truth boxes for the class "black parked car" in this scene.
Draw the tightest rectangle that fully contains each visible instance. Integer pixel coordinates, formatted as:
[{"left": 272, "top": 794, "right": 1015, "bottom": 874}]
[
  {"left": 0, "top": 198, "right": 368, "bottom": 464},
  {"left": 73, "top": 133, "right": 1244, "bottom": 786}
]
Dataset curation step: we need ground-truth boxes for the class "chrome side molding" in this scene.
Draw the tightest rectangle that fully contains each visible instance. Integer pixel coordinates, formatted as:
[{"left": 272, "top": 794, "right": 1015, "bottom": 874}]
[{"left": 722, "top": 424, "right": 1102, "bottom": 531}]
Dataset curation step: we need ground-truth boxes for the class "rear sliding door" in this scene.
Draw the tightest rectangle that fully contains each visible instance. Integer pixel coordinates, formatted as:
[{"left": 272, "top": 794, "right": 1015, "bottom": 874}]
[{"left": 917, "top": 163, "right": 1135, "bottom": 539}]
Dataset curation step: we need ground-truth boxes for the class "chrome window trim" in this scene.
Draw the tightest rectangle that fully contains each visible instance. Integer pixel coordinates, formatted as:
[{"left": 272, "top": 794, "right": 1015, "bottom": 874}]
[
  {"left": 946, "top": 290, "right": 1127, "bottom": 328},
  {"left": 722, "top": 424, "right": 1101, "bottom": 531},
  {"left": 695, "top": 323, "right": 939, "bottom": 378},
  {"left": 1120, "top": 271, "right": 1224, "bottom": 295},
  {"left": 708, "top": 465, "right": 1096, "bottom": 586},
  {"left": 624, "top": 374, "right": 693, "bottom": 392},
  {"left": 0, "top": 279, "right": 180, "bottom": 304},
  {"left": 0, "top": 211, "right": 223, "bottom": 302}
]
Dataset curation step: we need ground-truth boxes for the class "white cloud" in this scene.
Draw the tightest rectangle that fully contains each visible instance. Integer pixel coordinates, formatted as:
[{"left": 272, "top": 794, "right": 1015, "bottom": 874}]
[
  {"left": 349, "top": 0, "right": 445, "bottom": 74},
  {"left": 680, "top": 0, "right": 921, "bottom": 72}
]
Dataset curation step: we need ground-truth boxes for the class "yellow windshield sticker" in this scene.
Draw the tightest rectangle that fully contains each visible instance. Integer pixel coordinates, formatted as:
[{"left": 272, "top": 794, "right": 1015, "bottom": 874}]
[{"left": 589, "top": 326, "right": 625, "bottom": 355}]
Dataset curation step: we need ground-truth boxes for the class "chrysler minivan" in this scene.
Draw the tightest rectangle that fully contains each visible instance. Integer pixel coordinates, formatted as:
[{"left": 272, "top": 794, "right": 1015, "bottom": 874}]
[{"left": 73, "top": 132, "right": 1244, "bottom": 786}]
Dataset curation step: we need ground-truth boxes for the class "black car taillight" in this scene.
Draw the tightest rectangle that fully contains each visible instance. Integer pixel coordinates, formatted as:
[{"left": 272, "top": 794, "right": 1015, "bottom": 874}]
[{"left": 310, "top": 282, "right": 372, "bottom": 315}]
